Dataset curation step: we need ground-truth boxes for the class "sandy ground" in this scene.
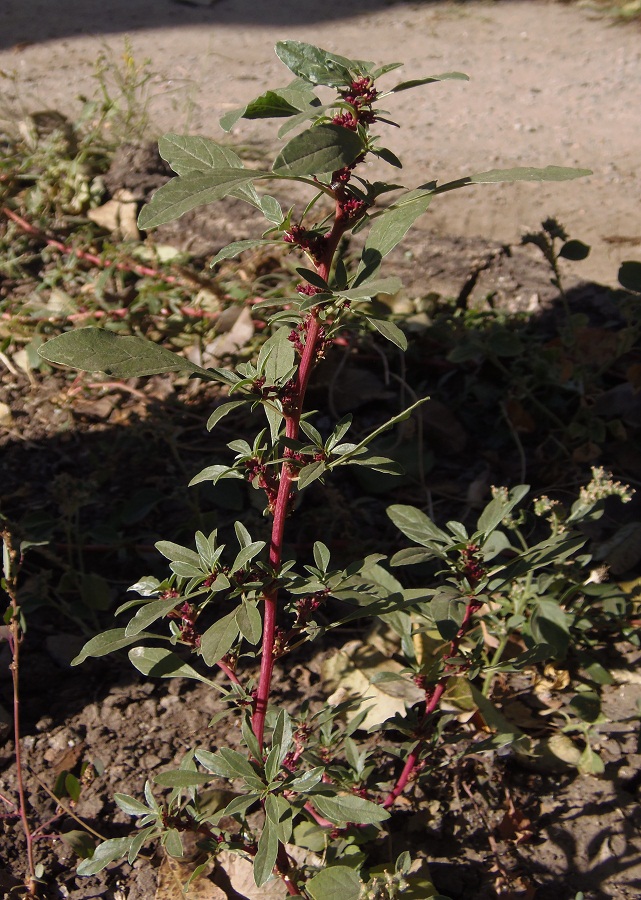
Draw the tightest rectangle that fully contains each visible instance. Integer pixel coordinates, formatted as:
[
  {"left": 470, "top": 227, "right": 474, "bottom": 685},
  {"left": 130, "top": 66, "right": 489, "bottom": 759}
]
[{"left": 1, "top": 0, "right": 640, "bottom": 285}]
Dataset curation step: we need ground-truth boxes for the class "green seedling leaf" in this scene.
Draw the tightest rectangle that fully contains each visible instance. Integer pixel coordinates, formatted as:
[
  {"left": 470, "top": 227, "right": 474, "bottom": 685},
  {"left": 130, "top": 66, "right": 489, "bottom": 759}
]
[
  {"left": 60, "top": 830, "right": 96, "bottom": 859},
  {"left": 77, "top": 837, "right": 132, "bottom": 876},
  {"left": 72, "top": 628, "right": 156, "bottom": 665},
  {"left": 38, "top": 328, "right": 220, "bottom": 380},
  {"left": 275, "top": 40, "right": 355, "bottom": 87},
  {"left": 313, "top": 541, "right": 330, "bottom": 572},
  {"left": 128, "top": 647, "right": 220, "bottom": 687},
  {"left": 210, "top": 239, "right": 281, "bottom": 267},
  {"left": 570, "top": 691, "right": 602, "bottom": 724},
  {"left": 272, "top": 124, "right": 365, "bottom": 177},
  {"left": 139, "top": 169, "right": 266, "bottom": 229},
  {"left": 559, "top": 239, "right": 590, "bottom": 261},
  {"left": 306, "top": 865, "right": 362, "bottom": 900},
  {"left": 388, "top": 71, "right": 469, "bottom": 93},
  {"left": 200, "top": 610, "right": 240, "bottom": 666},
  {"left": 619, "top": 260, "right": 641, "bottom": 293}
]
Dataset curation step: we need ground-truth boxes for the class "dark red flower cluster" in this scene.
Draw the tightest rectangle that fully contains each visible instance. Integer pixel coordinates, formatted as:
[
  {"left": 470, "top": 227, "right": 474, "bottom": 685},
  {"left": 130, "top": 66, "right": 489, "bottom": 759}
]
[
  {"left": 284, "top": 225, "right": 327, "bottom": 264},
  {"left": 331, "top": 111, "right": 358, "bottom": 131},
  {"left": 296, "top": 283, "right": 324, "bottom": 297},
  {"left": 460, "top": 543, "right": 486, "bottom": 585}
]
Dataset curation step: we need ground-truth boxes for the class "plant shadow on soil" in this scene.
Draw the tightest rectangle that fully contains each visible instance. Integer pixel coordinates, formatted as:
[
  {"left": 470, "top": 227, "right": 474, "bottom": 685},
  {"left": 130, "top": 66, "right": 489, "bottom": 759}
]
[
  {"left": 3, "top": 267, "right": 641, "bottom": 898},
  {"left": 2, "top": 0, "right": 579, "bottom": 53}
]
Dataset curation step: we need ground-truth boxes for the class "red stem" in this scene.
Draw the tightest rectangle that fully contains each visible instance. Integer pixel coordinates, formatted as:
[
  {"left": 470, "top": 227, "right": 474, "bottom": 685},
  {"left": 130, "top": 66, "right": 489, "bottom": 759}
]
[
  {"left": 383, "top": 595, "right": 481, "bottom": 808},
  {"left": 251, "top": 211, "right": 346, "bottom": 748},
  {"left": 1, "top": 205, "right": 209, "bottom": 290}
]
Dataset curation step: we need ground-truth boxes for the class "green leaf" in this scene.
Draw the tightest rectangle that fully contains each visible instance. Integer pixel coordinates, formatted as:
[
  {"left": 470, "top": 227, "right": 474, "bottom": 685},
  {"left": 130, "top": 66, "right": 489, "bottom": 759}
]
[
  {"left": 138, "top": 169, "right": 265, "bottom": 229},
  {"left": 530, "top": 600, "right": 570, "bottom": 658},
  {"left": 71, "top": 628, "right": 156, "bottom": 665},
  {"left": 155, "top": 540, "right": 202, "bottom": 567},
  {"left": 570, "top": 691, "right": 601, "bottom": 724},
  {"left": 437, "top": 166, "right": 592, "bottom": 195},
  {"left": 360, "top": 190, "right": 433, "bottom": 274},
  {"left": 200, "top": 610, "right": 240, "bottom": 666},
  {"left": 60, "top": 830, "right": 96, "bottom": 859},
  {"left": 366, "top": 317, "right": 407, "bottom": 351},
  {"left": 275, "top": 40, "right": 354, "bottom": 87},
  {"left": 477, "top": 485, "right": 529, "bottom": 538},
  {"left": 76, "top": 837, "right": 132, "bottom": 876},
  {"left": 153, "top": 770, "right": 212, "bottom": 787},
  {"left": 189, "top": 465, "right": 243, "bottom": 487},
  {"left": 37, "top": 328, "right": 217, "bottom": 380},
  {"left": 469, "top": 165, "right": 592, "bottom": 184},
  {"left": 387, "top": 505, "right": 450, "bottom": 546},
  {"left": 128, "top": 647, "right": 219, "bottom": 687},
  {"left": 431, "top": 591, "right": 467, "bottom": 641},
  {"left": 311, "top": 792, "right": 390, "bottom": 825},
  {"left": 164, "top": 829, "right": 183, "bottom": 858},
  {"left": 210, "top": 240, "right": 281, "bottom": 268},
  {"left": 298, "top": 460, "right": 326, "bottom": 490},
  {"left": 272, "top": 124, "right": 365, "bottom": 177},
  {"left": 619, "top": 260, "right": 641, "bottom": 293},
  {"left": 259, "top": 327, "right": 297, "bottom": 384},
  {"left": 306, "top": 866, "right": 362, "bottom": 900},
  {"left": 125, "top": 597, "right": 180, "bottom": 636},
  {"left": 114, "top": 793, "right": 153, "bottom": 817},
  {"left": 254, "top": 818, "right": 279, "bottom": 887},
  {"left": 221, "top": 79, "right": 317, "bottom": 131},
  {"left": 231, "top": 540, "right": 265, "bottom": 573},
  {"left": 207, "top": 400, "right": 247, "bottom": 431},
  {"left": 236, "top": 602, "right": 262, "bottom": 645},
  {"left": 158, "top": 134, "right": 245, "bottom": 175},
  {"left": 559, "top": 239, "right": 590, "bottom": 261},
  {"left": 388, "top": 71, "right": 469, "bottom": 93},
  {"left": 289, "top": 766, "right": 324, "bottom": 792},
  {"left": 338, "top": 275, "right": 403, "bottom": 300},
  {"left": 196, "top": 748, "right": 265, "bottom": 788},
  {"left": 313, "top": 541, "right": 330, "bottom": 572},
  {"left": 265, "top": 794, "right": 293, "bottom": 843}
]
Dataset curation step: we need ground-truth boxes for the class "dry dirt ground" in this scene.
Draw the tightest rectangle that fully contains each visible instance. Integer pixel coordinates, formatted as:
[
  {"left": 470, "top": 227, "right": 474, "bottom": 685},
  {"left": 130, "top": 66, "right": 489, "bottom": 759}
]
[
  {"left": 2, "top": 3, "right": 641, "bottom": 899},
  {"left": 2, "top": 0, "right": 641, "bottom": 286}
]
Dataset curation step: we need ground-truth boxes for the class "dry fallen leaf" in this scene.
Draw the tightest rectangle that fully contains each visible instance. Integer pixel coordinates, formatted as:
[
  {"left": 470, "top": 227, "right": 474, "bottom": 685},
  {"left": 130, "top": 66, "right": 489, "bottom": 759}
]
[
  {"left": 155, "top": 853, "right": 224, "bottom": 900},
  {"left": 322, "top": 639, "right": 423, "bottom": 730},
  {"left": 87, "top": 188, "right": 140, "bottom": 240}
]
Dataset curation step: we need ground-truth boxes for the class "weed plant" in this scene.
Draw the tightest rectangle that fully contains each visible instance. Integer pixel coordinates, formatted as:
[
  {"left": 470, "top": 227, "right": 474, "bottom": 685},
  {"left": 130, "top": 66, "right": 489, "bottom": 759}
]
[{"left": 3, "top": 39, "right": 637, "bottom": 898}]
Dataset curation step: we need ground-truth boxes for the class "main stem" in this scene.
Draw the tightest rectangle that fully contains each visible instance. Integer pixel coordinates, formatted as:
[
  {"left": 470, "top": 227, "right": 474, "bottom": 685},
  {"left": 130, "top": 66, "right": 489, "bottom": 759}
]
[{"left": 251, "top": 211, "right": 347, "bottom": 748}]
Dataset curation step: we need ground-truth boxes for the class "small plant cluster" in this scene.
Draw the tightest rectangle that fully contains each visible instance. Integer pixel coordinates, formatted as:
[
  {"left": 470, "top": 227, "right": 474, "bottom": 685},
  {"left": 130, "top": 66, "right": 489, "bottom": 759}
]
[{"left": 27, "top": 40, "right": 635, "bottom": 898}]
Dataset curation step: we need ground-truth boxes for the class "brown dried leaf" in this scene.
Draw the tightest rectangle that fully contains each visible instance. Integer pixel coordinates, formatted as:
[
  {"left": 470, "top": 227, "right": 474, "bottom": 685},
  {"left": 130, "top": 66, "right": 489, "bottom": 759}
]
[{"left": 155, "top": 853, "right": 224, "bottom": 900}]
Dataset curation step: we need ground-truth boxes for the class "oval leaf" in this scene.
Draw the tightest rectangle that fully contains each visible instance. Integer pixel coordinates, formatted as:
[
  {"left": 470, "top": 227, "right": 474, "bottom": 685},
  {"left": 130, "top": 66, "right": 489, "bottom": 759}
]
[{"left": 272, "top": 124, "right": 365, "bottom": 177}]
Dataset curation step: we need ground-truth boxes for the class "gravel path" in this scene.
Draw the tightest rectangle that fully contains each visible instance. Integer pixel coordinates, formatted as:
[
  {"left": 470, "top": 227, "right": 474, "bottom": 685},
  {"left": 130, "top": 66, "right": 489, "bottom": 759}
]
[{"left": 3, "top": 0, "right": 640, "bottom": 284}]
